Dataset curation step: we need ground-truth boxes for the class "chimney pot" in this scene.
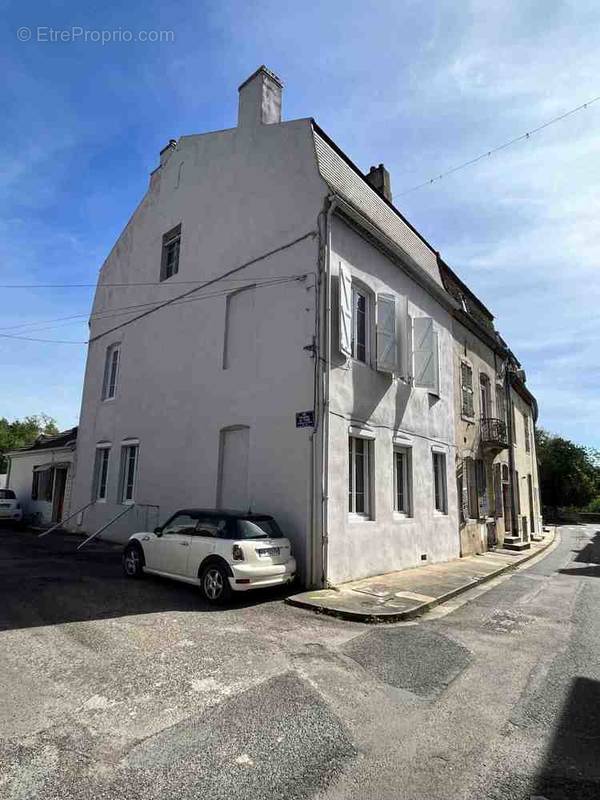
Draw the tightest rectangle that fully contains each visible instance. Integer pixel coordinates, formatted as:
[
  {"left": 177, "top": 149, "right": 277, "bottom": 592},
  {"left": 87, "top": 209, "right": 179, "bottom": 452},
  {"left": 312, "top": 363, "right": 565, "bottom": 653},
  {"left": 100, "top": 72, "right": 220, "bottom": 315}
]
[
  {"left": 238, "top": 65, "right": 283, "bottom": 129},
  {"left": 366, "top": 163, "right": 392, "bottom": 203}
]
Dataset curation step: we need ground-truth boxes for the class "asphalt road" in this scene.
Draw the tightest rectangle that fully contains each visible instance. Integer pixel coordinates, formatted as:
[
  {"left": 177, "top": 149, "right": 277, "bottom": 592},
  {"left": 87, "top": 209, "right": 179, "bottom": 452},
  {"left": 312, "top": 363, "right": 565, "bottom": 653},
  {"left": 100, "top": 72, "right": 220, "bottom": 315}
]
[{"left": 0, "top": 524, "right": 598, "bottom": 800}]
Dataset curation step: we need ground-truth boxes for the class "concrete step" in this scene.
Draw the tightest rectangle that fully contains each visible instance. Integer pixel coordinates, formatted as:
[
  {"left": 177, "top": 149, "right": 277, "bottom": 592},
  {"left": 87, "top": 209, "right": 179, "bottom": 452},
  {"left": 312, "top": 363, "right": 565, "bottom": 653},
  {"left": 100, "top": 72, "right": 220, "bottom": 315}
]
[{"left": 503, "top": 537, "right": 532, "bottom": 551}]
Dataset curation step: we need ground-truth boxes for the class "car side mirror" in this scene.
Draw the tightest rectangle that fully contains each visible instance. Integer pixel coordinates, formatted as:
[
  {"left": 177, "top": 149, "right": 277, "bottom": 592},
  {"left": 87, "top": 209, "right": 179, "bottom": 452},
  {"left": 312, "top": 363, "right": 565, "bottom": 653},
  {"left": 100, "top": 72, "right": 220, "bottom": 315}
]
[{"left": 154, "top": 527, "right": 163, "bottom": 537}]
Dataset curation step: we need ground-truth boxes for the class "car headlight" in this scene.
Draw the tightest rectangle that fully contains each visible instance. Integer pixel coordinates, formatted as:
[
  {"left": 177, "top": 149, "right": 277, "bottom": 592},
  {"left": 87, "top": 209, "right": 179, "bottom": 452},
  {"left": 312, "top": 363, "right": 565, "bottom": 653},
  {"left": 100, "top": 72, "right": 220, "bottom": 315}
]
[{"left": 232, "top": 544, "right": 244, "bottom": 561}]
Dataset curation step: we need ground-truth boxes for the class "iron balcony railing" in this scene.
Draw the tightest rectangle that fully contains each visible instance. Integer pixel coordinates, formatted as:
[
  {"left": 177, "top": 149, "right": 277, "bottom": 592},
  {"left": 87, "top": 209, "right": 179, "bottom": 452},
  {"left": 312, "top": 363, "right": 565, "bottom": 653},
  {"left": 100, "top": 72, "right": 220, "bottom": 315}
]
[{"left": 480, "top": 417, "right": 508, "bottom": 448}]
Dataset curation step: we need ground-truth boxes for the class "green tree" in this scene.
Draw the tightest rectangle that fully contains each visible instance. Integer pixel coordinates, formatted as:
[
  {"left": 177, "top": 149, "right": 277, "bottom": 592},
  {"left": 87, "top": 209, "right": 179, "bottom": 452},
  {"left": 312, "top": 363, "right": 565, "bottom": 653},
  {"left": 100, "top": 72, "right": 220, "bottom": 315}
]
[
  {"left": 536, "top": 428, "right": 600, "bottom": 512},
  {"left": 0, "top": 414, "right": 59, "bottom": 473}
]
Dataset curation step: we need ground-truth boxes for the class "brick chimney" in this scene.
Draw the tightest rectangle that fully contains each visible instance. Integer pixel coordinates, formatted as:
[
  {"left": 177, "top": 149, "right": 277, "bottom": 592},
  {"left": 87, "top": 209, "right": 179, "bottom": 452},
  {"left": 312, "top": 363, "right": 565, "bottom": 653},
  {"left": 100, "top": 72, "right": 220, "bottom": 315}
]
[
  {"left": 366, "top": 164, "right": 392, "bottom": 203},
  {"left": 238, "top": 66, "right": 283, "bottom": 129}
]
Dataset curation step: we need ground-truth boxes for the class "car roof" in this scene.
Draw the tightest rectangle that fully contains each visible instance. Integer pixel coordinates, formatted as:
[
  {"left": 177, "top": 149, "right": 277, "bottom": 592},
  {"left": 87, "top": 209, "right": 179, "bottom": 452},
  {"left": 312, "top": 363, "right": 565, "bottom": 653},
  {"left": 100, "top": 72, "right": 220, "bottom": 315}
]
[{"left": 173, "top": 508, "right": 274, "bottom": 520}]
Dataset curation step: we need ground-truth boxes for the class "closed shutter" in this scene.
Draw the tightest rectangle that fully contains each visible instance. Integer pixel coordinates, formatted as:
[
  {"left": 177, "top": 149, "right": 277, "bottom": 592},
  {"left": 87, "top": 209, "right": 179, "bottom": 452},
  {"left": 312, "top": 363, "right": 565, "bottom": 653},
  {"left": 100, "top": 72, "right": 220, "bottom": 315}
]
[
  {"left": 458, "top": 461, "right": 469, "bottom": 523},
  {"left": 413, "top": 317, "right": 438, "bottom": 391},
  {"left": 493, "top": 464, "right": 503, "bottom": 518},
  {"left": 376, "top": 293, "right": 397, "bottom": 373},
  {"left": 461, "top": 362, "right": 474, "bottom": 416},
  {"left": 339, "top": 263, "right": 352, "bottom": 357},
  {"left": 476, "top": 459, "right": 488, "bottom": 518}
]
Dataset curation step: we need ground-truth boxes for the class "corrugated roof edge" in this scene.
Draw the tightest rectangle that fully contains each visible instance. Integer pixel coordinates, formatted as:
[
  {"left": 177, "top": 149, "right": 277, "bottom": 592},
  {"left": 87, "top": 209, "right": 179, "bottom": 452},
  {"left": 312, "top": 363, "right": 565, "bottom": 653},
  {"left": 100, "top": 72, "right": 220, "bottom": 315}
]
[
  {"left": 311, "top": 120, "right": 437, "bottom": 256},
  {"left": 7, "top": 426, "right": 78, "bottom": 454}
]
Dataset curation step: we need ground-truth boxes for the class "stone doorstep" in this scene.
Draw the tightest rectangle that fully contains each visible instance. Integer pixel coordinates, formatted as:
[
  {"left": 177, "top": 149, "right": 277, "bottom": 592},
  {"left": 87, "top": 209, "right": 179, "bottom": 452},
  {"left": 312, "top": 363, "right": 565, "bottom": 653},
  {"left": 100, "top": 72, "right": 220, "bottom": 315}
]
[{"left": 286, "top": 531, "right": 556, "bottom": 623}]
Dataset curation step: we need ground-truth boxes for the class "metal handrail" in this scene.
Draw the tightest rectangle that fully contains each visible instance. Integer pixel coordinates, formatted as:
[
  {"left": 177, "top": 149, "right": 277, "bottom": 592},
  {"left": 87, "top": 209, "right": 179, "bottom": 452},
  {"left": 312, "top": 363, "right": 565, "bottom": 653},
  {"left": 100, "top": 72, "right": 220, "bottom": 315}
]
[
  {"left": 76, "top": 504, "right": 134, "bottom": 551},
  {"left": 38, "top": 501, "right": 95, "bottom": 538}
]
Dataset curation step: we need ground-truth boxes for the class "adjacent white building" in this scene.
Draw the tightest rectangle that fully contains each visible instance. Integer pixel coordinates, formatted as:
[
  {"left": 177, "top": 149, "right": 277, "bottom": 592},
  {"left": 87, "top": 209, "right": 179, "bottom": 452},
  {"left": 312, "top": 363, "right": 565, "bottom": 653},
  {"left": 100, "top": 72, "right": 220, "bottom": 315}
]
[
  {"left": 68, "top": 66, "right": 469, "bottom": 586},
  {"left": 5, "top": 427, "right": 77, "bottom": 526}
]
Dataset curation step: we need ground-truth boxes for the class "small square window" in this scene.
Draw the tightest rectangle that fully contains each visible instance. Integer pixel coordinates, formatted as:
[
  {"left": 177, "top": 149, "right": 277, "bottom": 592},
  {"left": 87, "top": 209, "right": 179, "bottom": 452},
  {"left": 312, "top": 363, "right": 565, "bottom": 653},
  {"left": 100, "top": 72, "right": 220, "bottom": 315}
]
[{"left": 160, "top": 224, "right": 181, "bottom": 281}]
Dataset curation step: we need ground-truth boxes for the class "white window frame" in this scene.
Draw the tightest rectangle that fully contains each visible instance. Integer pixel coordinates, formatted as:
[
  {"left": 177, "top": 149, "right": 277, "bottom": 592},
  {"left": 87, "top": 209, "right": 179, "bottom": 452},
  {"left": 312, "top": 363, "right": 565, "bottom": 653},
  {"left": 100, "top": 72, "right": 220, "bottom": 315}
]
[
  {"left": 93, "top": 444, "right": 111, "bottom": 502},
  {"left": 102, "top": 343, "right": 121, "bottom": 401},
  {"left": 119, "top": 441, "right": 139, "bottom": 504},
  {"left": 348, "top": 434, "right": 372, "bottom": 518},
  {"left": 432, "top": 450, "right": 448, "bottom": 515},
  {"left": 393, "top": 446, "right": 412, "bottom": 516},
  {"left": 351, "top": 285, "right": 370, "bottom": 364}
]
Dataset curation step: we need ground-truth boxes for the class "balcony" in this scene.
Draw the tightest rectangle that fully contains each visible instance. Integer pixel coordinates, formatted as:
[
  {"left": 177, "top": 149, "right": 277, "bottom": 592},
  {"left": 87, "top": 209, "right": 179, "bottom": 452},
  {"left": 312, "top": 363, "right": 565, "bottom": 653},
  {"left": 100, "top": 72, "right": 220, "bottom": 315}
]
[{"left": 480, "top": 417, "right": 508, "bottom": 452}]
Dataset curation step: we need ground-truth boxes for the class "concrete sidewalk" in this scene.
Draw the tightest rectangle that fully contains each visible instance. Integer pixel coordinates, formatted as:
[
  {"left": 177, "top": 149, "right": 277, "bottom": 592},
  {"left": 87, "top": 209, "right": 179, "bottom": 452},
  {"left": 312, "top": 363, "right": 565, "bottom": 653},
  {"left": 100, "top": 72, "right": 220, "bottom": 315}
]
[{"left": 287, "top": 531, "right": 556, "bottom": 622}]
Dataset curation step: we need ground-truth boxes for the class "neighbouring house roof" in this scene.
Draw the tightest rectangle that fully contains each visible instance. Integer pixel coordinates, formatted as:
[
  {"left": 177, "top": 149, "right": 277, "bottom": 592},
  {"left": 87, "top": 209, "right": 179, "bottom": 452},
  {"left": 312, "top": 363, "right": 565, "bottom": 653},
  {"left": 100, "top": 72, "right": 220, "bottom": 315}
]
[{"left": 7, "top": 426, "right": 78, "bottom": 455}]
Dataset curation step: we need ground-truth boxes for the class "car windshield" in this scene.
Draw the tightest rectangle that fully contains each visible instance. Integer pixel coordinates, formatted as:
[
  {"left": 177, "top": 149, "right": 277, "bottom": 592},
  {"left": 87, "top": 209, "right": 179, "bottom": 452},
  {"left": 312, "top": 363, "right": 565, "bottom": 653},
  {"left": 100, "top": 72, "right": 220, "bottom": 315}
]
[
  {"left": 0, "top": 490, "right": 15, "bottom": 500},
  {"left": 236, "top": 518, "right": 283, "bottom": 539}
]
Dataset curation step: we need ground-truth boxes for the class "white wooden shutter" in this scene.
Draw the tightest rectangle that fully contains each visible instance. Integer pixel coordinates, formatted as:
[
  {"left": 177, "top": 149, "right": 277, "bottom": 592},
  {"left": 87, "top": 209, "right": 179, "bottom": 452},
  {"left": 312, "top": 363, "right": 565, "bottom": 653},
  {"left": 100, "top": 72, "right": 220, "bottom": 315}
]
[
  {"left": 413, "top": 317, "right": 437, "bottom": 390},
  {"left": 339, "top": 263, "right": 352, "bottom": 357},
  {"left": 376, "top": 293, "right": 397, "bottom": 373},
  {"left": 432, "top": 330, "right": 440, "bottom": 395}
]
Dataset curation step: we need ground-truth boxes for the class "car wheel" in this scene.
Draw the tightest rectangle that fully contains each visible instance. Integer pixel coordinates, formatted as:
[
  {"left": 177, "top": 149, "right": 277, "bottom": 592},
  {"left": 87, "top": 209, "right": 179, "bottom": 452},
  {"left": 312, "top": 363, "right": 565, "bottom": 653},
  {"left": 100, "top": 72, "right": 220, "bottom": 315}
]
[
  {"left": 200, "top": 563, "right": 232, "bottom": 604},
  {"left": 123, "top": 543, "right": 144, "bottom": 578}
]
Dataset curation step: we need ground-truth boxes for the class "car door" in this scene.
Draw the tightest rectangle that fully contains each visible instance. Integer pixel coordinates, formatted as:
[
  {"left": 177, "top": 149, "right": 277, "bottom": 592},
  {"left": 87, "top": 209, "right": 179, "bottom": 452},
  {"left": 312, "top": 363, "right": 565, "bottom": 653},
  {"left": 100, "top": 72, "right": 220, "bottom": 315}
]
[
  {"left": 187, "top": 516, "right": 228, "bottom": 579},
  {"left": 149, "top": 513, "right": 196, "bottom": 576}
]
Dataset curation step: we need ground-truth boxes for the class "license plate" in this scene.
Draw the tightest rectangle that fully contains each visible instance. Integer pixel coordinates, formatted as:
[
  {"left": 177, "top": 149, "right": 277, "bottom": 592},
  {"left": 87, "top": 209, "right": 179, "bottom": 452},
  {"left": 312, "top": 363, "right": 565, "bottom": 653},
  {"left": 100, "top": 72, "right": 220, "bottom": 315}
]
[{"left": 258, "top": 547, "right": 280, "bottom": 557}]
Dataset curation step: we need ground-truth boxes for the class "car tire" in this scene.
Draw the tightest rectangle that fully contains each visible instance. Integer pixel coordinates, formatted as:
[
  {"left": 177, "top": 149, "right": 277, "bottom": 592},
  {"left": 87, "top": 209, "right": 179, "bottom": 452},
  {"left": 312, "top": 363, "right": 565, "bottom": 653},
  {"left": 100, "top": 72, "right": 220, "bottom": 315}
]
[
  {"left": 123, "top": 543, "right": 144, "bottom": 579},
  {"left": 200, "top": 562, "right": 232, "bottom": 604}
]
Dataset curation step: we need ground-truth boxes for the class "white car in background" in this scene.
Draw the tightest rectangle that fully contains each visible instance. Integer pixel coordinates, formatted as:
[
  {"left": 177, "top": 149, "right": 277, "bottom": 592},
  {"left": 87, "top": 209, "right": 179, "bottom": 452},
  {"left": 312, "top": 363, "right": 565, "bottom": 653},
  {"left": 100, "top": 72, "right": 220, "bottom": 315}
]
[
  {"left": 122, "top": 508, "right": 296, "bottom": 604},
  {"left": 0, "top": 489, "right": 23, "bottom": 525}
]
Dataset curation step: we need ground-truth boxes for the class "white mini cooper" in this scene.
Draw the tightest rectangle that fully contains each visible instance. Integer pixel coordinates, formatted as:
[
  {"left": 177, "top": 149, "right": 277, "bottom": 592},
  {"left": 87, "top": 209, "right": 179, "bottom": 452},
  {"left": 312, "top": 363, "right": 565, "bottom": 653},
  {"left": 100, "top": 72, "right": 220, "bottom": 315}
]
[{"left": 122, "top": 508, "right": 296, "bottom": 603}]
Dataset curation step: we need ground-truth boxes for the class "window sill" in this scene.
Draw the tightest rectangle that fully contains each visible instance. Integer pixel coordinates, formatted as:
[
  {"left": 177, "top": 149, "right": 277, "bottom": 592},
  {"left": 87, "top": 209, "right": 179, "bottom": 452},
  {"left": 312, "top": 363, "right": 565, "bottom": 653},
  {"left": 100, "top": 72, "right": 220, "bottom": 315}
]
[
  {"left": 101, "top": 397, "right": 116, "bottom": 404},
  {"left": 393, "top": 512, "right": 413, "bottom": 522},
  {"left": 433, "top": 510, "right": 448, "bottom": 517},
  {"left": 121, "top": 499, "right": 135, "bottom": 506},
  {"left": 348, "top": 514, "right": 374, "bottom": 523},
  {"left": 461, "top": 414, "right": 475, "bottom": 424}
]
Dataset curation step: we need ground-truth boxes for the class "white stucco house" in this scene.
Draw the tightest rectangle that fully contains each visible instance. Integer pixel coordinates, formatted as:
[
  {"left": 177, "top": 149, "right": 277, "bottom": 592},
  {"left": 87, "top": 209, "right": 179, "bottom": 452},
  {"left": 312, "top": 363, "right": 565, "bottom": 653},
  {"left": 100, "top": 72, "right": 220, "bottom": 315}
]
[
  {"left": 69, "top": 66, "right": 463, "bottom": 587},
  {"left": 5, "top": 427, "right": 77, "bottom": 526}
]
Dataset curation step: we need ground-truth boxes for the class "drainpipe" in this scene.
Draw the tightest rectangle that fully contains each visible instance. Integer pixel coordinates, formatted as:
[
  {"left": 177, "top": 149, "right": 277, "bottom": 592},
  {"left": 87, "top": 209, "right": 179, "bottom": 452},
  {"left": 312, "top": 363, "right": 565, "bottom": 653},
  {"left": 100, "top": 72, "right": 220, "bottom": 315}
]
[
  {"left": 312, "top": 194, "right": 337, "bottom": 588},
  {"left": 505, "top": 373, "right": 519, "bottom": 537}
]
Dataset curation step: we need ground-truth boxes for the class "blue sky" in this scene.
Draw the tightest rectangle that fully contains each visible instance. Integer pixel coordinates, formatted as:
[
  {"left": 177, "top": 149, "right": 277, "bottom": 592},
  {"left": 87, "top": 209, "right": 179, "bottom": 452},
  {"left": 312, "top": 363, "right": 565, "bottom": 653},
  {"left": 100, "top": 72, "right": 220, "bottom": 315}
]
[{"left": 1, "top": 0, "right": 599, "bottom": 446}]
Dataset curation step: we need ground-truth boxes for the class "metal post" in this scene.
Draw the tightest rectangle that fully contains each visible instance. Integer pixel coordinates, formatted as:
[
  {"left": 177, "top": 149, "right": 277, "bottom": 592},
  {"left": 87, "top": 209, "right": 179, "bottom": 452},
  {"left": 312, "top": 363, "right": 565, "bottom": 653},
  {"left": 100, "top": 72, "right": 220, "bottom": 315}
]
[
  {"left": 38, "top": 501, "right": 95, "bottom": 538},
  {"left": 76, "top": 505, "right": 134, "bottom": 551}
]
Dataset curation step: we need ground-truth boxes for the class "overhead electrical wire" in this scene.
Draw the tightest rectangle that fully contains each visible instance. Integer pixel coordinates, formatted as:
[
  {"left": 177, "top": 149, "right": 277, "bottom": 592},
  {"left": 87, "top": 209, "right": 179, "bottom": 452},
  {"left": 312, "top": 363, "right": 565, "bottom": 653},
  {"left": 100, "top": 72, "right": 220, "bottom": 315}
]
[
  {"left": 0, "top": 274, "right": 309, "bottom": 335},
  {"left": 0, "top": 227, "right": 317, "bottom": 345},
  {"left": 397, "top": 93, "right": 600, "bottom": 196}
]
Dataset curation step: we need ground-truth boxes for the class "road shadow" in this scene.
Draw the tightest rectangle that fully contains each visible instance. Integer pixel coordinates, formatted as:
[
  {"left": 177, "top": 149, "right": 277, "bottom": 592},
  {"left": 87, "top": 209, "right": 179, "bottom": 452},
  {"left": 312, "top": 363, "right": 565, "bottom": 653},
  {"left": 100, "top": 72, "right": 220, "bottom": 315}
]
[
  {"left": 559, "top": 530, "right": 600, "bottom": 578},
  {"left": 0, "top": 528, "right": 296, "bottom": 633},
  {"left": 532, "top": 676, "right": 600, "bottom": 799}
]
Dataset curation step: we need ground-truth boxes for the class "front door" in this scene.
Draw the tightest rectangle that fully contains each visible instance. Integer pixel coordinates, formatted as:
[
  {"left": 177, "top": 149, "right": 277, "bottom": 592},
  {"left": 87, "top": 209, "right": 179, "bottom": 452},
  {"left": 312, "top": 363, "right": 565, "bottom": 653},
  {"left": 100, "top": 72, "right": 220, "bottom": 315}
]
[{"left": 51, "top": 468, "right": 68, "bottom": 523}]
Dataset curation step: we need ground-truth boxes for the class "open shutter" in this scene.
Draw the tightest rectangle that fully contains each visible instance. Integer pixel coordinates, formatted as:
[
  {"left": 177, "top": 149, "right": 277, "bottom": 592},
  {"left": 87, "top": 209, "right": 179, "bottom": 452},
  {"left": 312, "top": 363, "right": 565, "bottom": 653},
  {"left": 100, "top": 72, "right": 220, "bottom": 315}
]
[
  {"left": 432, "top": 330, "right": 440, "bottom": 394},
  {"left": 413, "top": 317, "right": 436, "bottom": 390},
  {"left": 476, "top": 460, "right": 488, "bottom": 518},
  {"left": 376, "top": 294, "right": 397, "bottom": 373},
  {"left": 339, "top": 263, "right": 352, "bottom": 357}
]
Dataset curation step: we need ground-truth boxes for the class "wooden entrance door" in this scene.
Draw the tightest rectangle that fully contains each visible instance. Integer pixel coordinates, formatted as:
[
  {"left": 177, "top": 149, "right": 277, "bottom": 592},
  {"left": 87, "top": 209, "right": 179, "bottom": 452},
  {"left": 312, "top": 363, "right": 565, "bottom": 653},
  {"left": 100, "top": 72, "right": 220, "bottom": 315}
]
[{"left": 51, "top": 468, "right": 68, "bottom": 523}]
